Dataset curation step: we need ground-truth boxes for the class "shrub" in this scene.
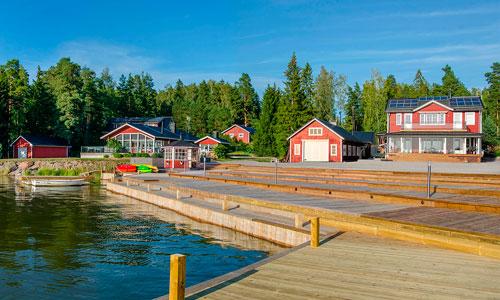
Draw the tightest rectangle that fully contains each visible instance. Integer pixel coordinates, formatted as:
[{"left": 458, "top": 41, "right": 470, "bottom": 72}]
[
  {"left": 138, "top": 152, "right": 150, "bottom": 157},
  {"left": 213, "top": 144, "right": 230, "bottom": 159},
  {"left": 113, "top": 153, "right": 123, "bottom": 158},
  {"left": 106, "top": 139, "right": 123, "bottom": 153},
  {"left": 36, "top": 168, "right": 83, "bottom": 176},
  {"left": 103, "top": 154, "right": 110, "bottom": 158},
  {"left": 151, "top": 153, "right": 162, "bottom": 158}
]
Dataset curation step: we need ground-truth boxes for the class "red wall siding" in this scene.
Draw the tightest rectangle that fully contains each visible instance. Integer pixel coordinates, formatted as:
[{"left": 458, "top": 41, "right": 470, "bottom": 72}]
[
  {"left": 13, "top": 138, "right": 32, "bottom": 158},
  {"left": 223, "top": 126, "right": 250, "bottom": 144},
  {"left": 289, "top": 120, "right": 343, "bottom": 163},
  {"left": 198, "top": 138, "right": 220, "bottom": 145},
  {"left": 32, "top": 146, "right": 68, "bottom": 158},
  {"left": 165, "top": 159, "right": 189, "bottom": 169},
  {"left": 388, "top": 102, "right": 481, "bottom": 133},
  {"left": 105, "top": 125, "right": 154, "bottom": 139}
]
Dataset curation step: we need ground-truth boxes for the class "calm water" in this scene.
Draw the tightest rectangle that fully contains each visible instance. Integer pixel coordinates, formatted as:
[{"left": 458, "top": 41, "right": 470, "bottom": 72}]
[{"left": 0, "top": 177, "right": 277, "bottom": 299}]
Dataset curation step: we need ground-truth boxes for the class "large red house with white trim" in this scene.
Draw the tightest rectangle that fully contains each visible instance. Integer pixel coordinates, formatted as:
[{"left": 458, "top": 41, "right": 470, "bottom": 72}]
[
  {"left": 384, "top": 96, "right": 483, "bottom": 162},
  {"left": 222, "top": 124, "right": 255, "bottom": 144},
  {"left": 100, "top": 120, "right": 197, "bottom": 153},
  {"left": 288, "top": 118, "right": 371, "bottom": 163},
  {"left": 11, "top": 135, "right": 70, "bottom": 158}
]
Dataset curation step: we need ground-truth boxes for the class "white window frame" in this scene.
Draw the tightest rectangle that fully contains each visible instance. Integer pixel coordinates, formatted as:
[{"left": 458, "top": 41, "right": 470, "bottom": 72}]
[
  {"left": 395, "top": 113, "right": 402, "bottom": 126},
  {"left": 229, "top": 133, "right": 234, "bottom": 138},
  {"left": 403, "top": 113, "right": 413, "bottom": 129},
  {"left": 308, "top": 127, "right": 323, "bottom": 136},
  {"left": 465, "top": 112, "right": 475, "bottom": 125},
  {"left": 330, "top": 144, "right": 337, "bottom": 156},
  {"left": 419, "top": 113, "right": 445, "bottom": 125},
  {"left": 238, "top": 133, "right": 244, "bottom": 138},
  {"left": 294, "top": 144, "right": 301, "bottom": 155}
]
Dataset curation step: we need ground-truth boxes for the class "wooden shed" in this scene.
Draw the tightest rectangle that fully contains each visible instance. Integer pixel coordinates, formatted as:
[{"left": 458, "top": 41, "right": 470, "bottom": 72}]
[{"left": 11, "top": 135, "right": 70, "bottom": 159}]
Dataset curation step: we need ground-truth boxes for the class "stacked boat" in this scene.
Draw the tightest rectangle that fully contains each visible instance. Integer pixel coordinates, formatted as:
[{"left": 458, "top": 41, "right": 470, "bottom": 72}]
[
  {"left": 116, "top": 164, "right": 159, "bottom": 173},
  {"left": 18, "top": 176, "right": 88, "bottom": 187}
]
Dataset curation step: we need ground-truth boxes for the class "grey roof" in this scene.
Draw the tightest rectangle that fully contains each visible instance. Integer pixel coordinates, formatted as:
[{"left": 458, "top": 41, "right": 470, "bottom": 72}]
[
  {"left": 146, "top": 116, "right": 173, "bottom": 123},
  {"left": 386, "top": 96, "right": 483, "bottom": 112},
  {"left": 195, "top": 136, "right": 231, "bottom": 145},
  {"left": 168, "top": 140, "right": 198, "bottom": 147},
  {"left": 319, "top": 120, "right": 364, "bottom": 144},
  {"left": 352, "top": 131, "right": 375, "bottom": 144},
  {"left": 13, "top": 134, "right": 69, "bottom": 146},
  {"left": 130, "top": 123, "right": 180, "bottom": 140}
]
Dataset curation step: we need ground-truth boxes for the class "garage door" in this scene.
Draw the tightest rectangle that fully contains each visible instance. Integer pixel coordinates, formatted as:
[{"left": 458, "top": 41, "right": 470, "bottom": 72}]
[{"left": 303, "top": 140, "right": 329, "bottom": 162}]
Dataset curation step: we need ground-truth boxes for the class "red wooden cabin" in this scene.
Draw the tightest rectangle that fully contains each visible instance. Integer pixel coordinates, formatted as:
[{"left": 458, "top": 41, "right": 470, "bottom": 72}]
[
  {"left": 11, "top": 135, "right": 70, "bottom": 158},
  {"left": 222, "top": 124, "right": 255, "bottom": 144},
  {"left": 195, "top": 136, "right": 230, "bottom": 157},
  {"left": 288, "top": 118, "right": 371, "bottom": 163},
  {"left": 164, "top": 140, "right": 199, "bottom": 169}
]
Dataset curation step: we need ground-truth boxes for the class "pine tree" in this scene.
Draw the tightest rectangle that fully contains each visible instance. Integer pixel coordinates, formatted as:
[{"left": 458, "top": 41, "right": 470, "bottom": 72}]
[
  {"left": 384, "top": 74, "right": 398, "bottom": 99},
  {"left": 412, "top": 69, "right": 430, "bottom": 97},
  {"left": 0, "top": 70, "right": 9, "bottom": 157},
  {"left": 301, "top": 63, "right": 314, "bottom": 115},
  {"left": 25, "top": 67, "right": 58, "bottom": 136},
  {"left": 235, "top": 73, "right": 259, "bottom": 126},
  {"left": 344, "top": 83, "right": 363, "bottom": 132},
  {"left": 432, "top": 65, "right": 470, "bottom": 96},
  {"left": 81, "top": 68, "right": 105, "bottom": 145},
  {"left": 254, "top": 85, "right": 281, "bottom": 156},
  {"left": 362, "top": 70, "right": 386, "bottom": 133},
  {"left": 313, "top": 66, "right": 334, "bottom": 120},
  {"left": 485, "top": 62, "right": 500, "bottom": 138},
  {"left": 334, "top": 74, "right": 348, "bottom": 125}
]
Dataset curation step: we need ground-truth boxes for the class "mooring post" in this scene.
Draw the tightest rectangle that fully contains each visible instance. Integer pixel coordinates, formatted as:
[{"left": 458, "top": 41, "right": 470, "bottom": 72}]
[
  {"left": 275, "top": 160, "right": 278, "bottom": 184},
  {"left": 294, "top": 214, "right": 303, "bottom": 228},
  {"left": 222, "top": 196, "right": 229, "bottom": 211},
  {"left": 169, "top": 254, "right": 186, "bottom": 300},
  {"left": 310, "top": 217, "right": 320, "bottom": 248},
  {"left": 203, "top": 156, "right": 206, "bottom": 176},
  {"left": 126, "top": 180, "right": 129, "bottom": 187},
  {"left": 427, "top": 161, "right": 431, "bottom": 199},
  {"left": 176, "top": 189, "right": 181, "bottom": 200},
  {"left": 147, "top": 184, "right": 150, "bottom": 192}
]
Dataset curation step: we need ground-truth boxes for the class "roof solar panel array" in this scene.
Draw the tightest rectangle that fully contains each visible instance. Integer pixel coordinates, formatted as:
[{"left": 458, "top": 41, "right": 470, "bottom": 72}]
[
  {"left": 387, "top": 96, "right": 481, "bottom": 111},
  {"left": 449, "top": 97, "right": 481, "bottom": 107}
]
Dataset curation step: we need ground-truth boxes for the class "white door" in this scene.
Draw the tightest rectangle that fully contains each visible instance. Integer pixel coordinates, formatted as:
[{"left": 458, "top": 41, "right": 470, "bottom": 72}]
[
  {"left": 303, "top": 140, "right": 329, "bottom": 162},
  {"left": 18, "top": 147, "right": 27, "bottom": 158},
  {"left": 453, "top": 112, "right": 462, "bottom": 129}
]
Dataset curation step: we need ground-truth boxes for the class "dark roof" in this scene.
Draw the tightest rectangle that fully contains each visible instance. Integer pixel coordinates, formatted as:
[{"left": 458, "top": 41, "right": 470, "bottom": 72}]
[
  {"left": 129, "top": 123, "right": 180, "bottom": 140},
  {"left": 168, "top": 140, "right": 198, "bottom": 147},
  {"left": 146, "top": 116, "right": 173, "bottom": 123},
  {"left": 175, "top": 130, "right": 198, "bottom": 142},
  {"left": 352, "top": 131, "right": 375, "bottom": 144},
  {"left": 386, "top": 96, "right": 483, "bottom": 112},
  {"left": 319, "top": 120, "right": 364, "bottom": 143},
  {"left": 386, "top": 131, "right": 482, "bottom": 137},
  {"left": 13, "top": 134, "right": 69, "bottom": 146}
]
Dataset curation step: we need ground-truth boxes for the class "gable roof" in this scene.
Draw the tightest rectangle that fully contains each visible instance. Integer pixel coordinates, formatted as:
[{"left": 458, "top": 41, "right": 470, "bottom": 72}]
[
  {"left": 412, "top": 100, "right": 453, "bottom": 112},
  {"left": 287, "top": 118, "right": 363, "bottom": 143},
  {"left": 222, "top": 124, "right": 256, "bottom": 134},
  {"left": 386, "top": 96, "right": 483, "bottom": 113},
  {"left": 352, "top": 131, "right": 374, "bottom": 144},
  {"left": 195, "top": 136, "right": 231, "bottom": 145},
  {"left": 100, "top": 123, "right": 180, "bottom": 140},
  {"left": 11, "top": 134, "right": 69, "bottom": 147},
  {"left": 167, "top": 140, "right": 198, "bottom": 148}
]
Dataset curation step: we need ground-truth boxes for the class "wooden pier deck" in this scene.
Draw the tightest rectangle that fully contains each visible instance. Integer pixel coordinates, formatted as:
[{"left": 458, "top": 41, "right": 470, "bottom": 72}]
[{"left": 186, "top": 232, "right": 500, "bottom": 299}]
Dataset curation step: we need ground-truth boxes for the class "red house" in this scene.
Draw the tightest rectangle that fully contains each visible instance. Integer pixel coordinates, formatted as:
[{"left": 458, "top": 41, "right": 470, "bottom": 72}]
[
  {"left": 288, "top": 118, "right": 369, "bottom": 163},
  {"left": 385, "top": 96, "right": 483, "bottom": 162},
  {"left": 195, "top": 136, "right": 230, "bottom": 157},
  {"left": 11, "top": 135, "right": 70, "bottom": 158},
  {"left": 164, "top": 140, "right": 199, "bottom": 169},
  {"left": 100, "top": 122, "right": 197, "bottom": 153},
  {"left": 222, "top": 124, "right": 255, "bottom": 144}
]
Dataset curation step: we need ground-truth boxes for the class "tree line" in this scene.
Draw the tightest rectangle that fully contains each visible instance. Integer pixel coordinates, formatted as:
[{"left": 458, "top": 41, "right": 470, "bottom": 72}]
[{"left": 0, "top": 55, "right": 498, "bottom": 158}]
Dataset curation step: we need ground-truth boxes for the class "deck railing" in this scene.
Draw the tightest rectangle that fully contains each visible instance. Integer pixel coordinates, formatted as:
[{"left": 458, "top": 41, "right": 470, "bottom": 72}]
[{"left": 80, "top": 146, "right": 113, "bottom": 153}]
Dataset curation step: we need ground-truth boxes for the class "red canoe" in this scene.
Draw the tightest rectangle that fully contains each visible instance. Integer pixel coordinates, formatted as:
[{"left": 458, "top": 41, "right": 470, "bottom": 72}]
[{"left": 116, "top": 164, "right": 137, "bottom": 173}]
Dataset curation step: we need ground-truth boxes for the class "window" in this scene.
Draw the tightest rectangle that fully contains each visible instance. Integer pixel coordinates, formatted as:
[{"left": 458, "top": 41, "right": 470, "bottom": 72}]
[
  {"left": 229, "top": 133, "right": 234, "bottom": 138},
  {"left": 294, "top": 144, "right": 301, "bottom": 155},
  {"left": 238, "top": 133, "right": 244, "bottom": 138},
  {"left": 395, "top": 113, "right": 402, "bottom": 125},
  {"left": 465, "top": 112, "right": 475, "bottom": 125},
  {"left": 330, "top": 144, "right": 337, "bottom": 156},
  {"left": 419, "top": 113, "right": 445, "bottom": 125},
  {"left": 308, "top": 127, "right": 323, "bottom": 136},
  {"left": 421, "top": 138, "right": 444, "bottom": 153}
]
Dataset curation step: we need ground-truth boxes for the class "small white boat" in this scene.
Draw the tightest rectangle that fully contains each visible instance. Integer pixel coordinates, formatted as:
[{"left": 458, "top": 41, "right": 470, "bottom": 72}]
[{"left": 18, "top": 176, "right": 88, "bottom": 187}]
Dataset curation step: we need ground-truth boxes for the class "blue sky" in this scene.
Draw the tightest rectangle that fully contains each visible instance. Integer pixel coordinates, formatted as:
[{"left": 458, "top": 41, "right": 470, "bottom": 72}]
[{"left": 0, "top": 0, "right": 499, "bottom": 94}]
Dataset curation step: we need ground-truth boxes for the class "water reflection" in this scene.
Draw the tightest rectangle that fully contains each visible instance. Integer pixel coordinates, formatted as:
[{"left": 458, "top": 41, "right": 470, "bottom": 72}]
[{"left": 0, "top": 177, "right": 279, "bottom": 299}]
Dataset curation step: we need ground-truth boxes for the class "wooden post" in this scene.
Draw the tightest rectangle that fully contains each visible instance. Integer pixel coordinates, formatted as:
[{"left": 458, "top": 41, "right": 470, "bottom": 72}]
[
  {"left": 126, "top": 180, "right": 129, "bottom": 187},
  {"left": 176, "top": 189, "right": 181, "bottom": 200},
  {"left": 294, "top": 214, "right": 303, "bottom": 228},
  {"left": 169, "top": 254, "right": 186, "bottom": 300},
  {"left": 310, "top": 217, "right": 320, "bottom": 248},
  {"left": 222, "top": 196, "right": 229, "bottom": 211},
  {"left": 147, "top": 184, "right": 150, "bottom": 192}
]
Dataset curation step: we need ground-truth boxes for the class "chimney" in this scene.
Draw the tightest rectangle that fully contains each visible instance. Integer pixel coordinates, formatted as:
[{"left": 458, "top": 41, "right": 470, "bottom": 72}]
[
  {"left": 212, "top": 131, "right": 218, "bottom": 138},
  {"left": 329, "top": 120, "right": 337, "bottom": 126},
  {"left": 161, "top": 121, "right": 164, "bottom": 134},
  {"left": 169, "top": 120, "right": 176, "bottom": 133}
]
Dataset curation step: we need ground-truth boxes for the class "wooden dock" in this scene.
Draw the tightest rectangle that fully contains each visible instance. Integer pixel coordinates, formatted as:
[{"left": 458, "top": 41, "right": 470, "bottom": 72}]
[{"left": 185, "top": 232, "right": 500, "bottom": 299}]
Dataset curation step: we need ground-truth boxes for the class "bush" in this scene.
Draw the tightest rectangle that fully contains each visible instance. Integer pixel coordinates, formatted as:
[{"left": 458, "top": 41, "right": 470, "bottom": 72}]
[
  {"left": 151, "top": 153, "right": 162, "bottom": 158},
  {"left": 36, "top": 168, "right": 83, "bottom": 176},
  {"left": 103, "top": 154, "right": 110, "bottom": 158},
  {"left": 113, "top": 153, "right": 123, "bottom": 158},
  {"left": 106, "top": 139, "right": 123, "bottom": 153},
  {"left": 123, "top": 153, "right": 132, "bottom": 158},
  {"left": 213, "top": 144, "right": 231, "bottom": 159},
  {"left": 138, "top": 152, "right": 150, "bottom": 157}
]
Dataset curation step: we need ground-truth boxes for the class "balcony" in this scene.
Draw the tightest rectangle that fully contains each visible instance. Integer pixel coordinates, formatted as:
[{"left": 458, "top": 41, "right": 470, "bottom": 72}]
[{"left": 396, "top": 123, "right": 468, "bottom": 132}]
